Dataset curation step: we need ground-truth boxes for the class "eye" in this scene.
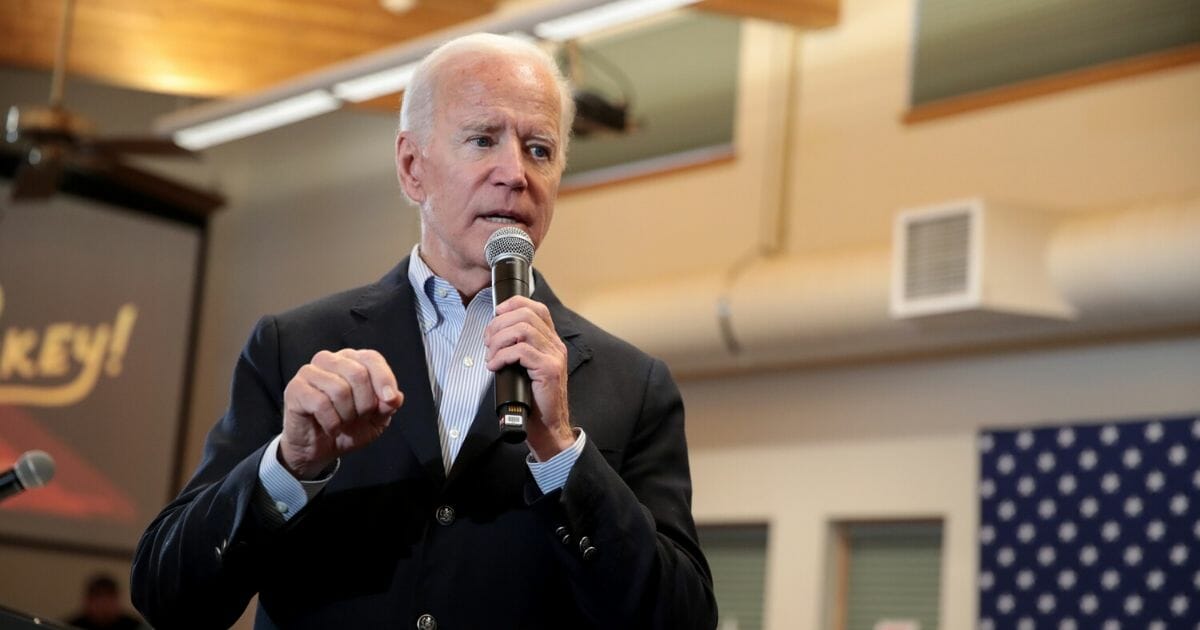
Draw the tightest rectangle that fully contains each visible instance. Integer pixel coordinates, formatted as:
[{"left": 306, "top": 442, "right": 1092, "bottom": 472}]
[
  {"left": 469, "top": 136, "right": 494, "bottom": 148},
  {"left": 528, "top": 144, "right": 552, "bottom": 161}
]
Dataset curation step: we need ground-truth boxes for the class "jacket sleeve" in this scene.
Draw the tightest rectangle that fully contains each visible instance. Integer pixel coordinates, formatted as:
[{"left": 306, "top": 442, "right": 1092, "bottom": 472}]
[
  {"left": 131, "top": 316, "right": 290, "bottom": 630},
  {"left": 534, "top": 357, "right": 719, "bottom": 629}
]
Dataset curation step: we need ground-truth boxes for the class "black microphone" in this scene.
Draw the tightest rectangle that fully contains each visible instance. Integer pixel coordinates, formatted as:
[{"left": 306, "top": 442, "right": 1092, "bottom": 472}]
[
  {"left": 485, "top": 227, "right": 536, "bottom": 444},
  {"left": 0, "top": 450, "right": 56, "bottom": 502}
]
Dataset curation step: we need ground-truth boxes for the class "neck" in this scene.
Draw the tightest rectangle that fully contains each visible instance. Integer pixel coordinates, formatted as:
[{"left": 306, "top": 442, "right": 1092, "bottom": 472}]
[{"left": 416, "top": 247, "right": 489, "bottom": 304}]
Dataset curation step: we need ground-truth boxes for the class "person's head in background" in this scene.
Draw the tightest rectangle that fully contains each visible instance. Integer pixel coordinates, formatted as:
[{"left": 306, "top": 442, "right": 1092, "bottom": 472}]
[{"left": 78, "top": 574, "right": 123, "bottom": 623}]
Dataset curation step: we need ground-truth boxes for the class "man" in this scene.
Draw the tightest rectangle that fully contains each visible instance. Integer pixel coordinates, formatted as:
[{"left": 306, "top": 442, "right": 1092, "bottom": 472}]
[
  {"left": 67, "top": 574, "right": 145, "bottom": 630},
  {"left": 132, "top": 34, "right": 717, "bottom": 629}
]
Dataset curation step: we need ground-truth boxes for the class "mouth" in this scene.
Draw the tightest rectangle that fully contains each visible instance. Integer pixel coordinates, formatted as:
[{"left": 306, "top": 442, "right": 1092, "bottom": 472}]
[{"left": 478, "top": 210, "right": 527, "bottom": 226}]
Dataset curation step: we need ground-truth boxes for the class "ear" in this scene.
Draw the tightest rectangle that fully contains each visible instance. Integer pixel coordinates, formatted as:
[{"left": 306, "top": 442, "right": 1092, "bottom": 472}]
[{"left": 395, "top": 132, "right": 426, "bottom": 203}]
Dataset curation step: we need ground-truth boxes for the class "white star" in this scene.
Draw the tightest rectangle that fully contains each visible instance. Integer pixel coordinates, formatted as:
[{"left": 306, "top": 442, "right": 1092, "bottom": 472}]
[
  {"left": 1123, "top": 447, "right": 1142, "bottom": 469},
  {"left": 1124, "top": 496, "right": 1143, "bottom": 517},
  {"left": 1124, "top": 545, "right": 1143, "bottom": 566},
  {"left": 979, "top": 619, "right": 994, "bottom": 630},
  {"left": 1145, "top": 422, "right": 1165, "bottom": 443},
  {"left": 1058, "top": 569, "right": 1077, "bottom": 590},
  {"left": 1168, "top": 443, "right": 1188, "bottom": 466},
  {"left": 1101, "top": 472, "right": 1121, "bottom": 494},
  {"left": 980, "top": 478, "right": 996, "bottom": 498},
  {"left": 1039, "top": 498, "right": 1057, "bottom": 519},
  {"left": 997, "top": 546, "right": 1015, "bottom": 567},
  {"left": 997, "top": 453, "right": 1016, "bottom": 474},
  {"left": 998, "top": 500, "right": 1016, "bottom": 521},
  {"left": 980, "top": 571, "right": 994, "bottom": 591},
  {"left": 1080, "top": 592, "right": 1098, "bottom": 614},
  {"left": 1080, "top": 496, "right": 1099, "bottom": 518},
  {"left": 980, "top": 525, "right": 996, "bottom": 545},
  {"left": 1059, "top": 521, "right": 1078, "bottom": 542},
  {"left": 1195, "top": 570, "right": 1200, "bottom": 589},
  {"left": 1125, "top": 594, "right": 1143, "bottom": 616},
  {"left": 1058, "top": 619, "right": 1077, "bottom": 630},
  {"left": 1146, "top": 520, "right": 1166, "bottom": 541},
  {"left": 1102, "top": 520, "right": 1121, "bottom": 542},
  {"left": 1169, "top": 594, "right": 1188, "bottom": 616},
  {"left": 1018, "top": 522, "right": 1036, "bottom": 543},
  {"left": 1193, "top": 468, "right": 1200, "bottom": 489},
  {"left": 1018, "top": 476, "right": 1037, "bottom": 496},
  {"left": 1017, "top": 617, "right": 1034, "bottom": 630},
  {"left": 1038, "top": 545, "right": 1057, "bottom": 566},
  {"left": 1146, "top": 469, "right": 1165, "bottom": 492},
  {"left": 1147, "top": 621, "right": 1165, "bottom": 630},
  {"left": 1079, "top": 449, "right": 1099, "bottom": 470},
  {"left": 1170, "top": 543, "right": 1189, "bottom": 565},
  {"left": 1101, "top": 425, "right": 1119, "bottom": 445},
  {"left": 1146, "top": 568, "right": 1165, "bottom": 591},
  {"left": 1102, "top": 569, "right": 1121, "bottom": 590},
  {"left": 1192, "top": 419, "right": 1200, "bottom": 439},
  {"left": 997, "top": 592, "right": 1015, "bottom": 614},
  {"left": 1038, "top": 451, "right": 1056, "bottom": 472},
  {"left": 1101, "top": 619, "right": 1120, "bottom": 630},
  {"left": 1080, "top": 545, "right": 1099, "bottom": 566},
  {"left": 1059, "top": 474, "right": 1077, "bottom": 495},
  {"left": 1038, "top": 593, "right": 1056, "bottom": 613},
  {"left": 1170, "top": 493, "right": 1189, "bottom": 515},
  {"left": 1058, "top": 427, "right": 1076, "bottom": 447},
  {"left": 1017, "top": 569, "right": 1036, "bottom": 590},
  {"left": 979, "top": 434, "right": 995, "bottom": 452},
  {"left": 1195, "top": 520, "right": 1200, "bottom": 540},
  {"left": 1017, "top": 430, "right": 1035, "bottom": 450}
]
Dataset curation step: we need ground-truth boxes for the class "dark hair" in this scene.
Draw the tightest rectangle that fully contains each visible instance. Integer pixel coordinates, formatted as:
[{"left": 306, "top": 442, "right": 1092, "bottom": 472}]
[{"left": 85, "top": 574, "right": 120, "bottom": 597}]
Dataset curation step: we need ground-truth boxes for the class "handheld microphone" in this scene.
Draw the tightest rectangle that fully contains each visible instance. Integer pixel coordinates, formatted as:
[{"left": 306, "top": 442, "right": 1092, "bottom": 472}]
[
  {"left": 0, "top": 450, "right": 56, "bottom": 502},
  {"left": 485, "top": 227, "right": 535, "bottom": 444}
]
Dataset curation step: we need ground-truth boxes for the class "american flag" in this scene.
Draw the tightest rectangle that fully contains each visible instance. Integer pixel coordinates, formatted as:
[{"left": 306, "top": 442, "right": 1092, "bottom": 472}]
[{"left": 978, "top": 415, "right": 1200, "bottom": 629}]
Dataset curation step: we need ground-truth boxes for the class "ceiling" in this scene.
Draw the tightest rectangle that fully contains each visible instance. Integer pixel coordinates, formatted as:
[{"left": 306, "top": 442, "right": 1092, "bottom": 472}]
[{"left": 0, "top": 0, "right": 836, "bottom": 103}]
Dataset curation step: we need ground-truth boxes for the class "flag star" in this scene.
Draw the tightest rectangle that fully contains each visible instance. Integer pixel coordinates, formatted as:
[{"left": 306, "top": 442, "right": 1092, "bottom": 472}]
[
  {"left": 1145, "top": 422, "right": 1164, "bottom": 443},
  {"left": 1080, "top": 496, "right": 1099, "bottom": 518},
  {"left": 1146, "top": 568, "right": 1165, "bottom": 591},
  {"left": 1123, "top": 447, "right": 1142, "bottom": 469},
  {"left": 1124, "top": 545, "right": 1143, "bottom": 566},
  {"left": 1018, "top": 523, "right": 1036, "bottom": 544},
  {"left": 1058, "top": 569, "right": 1077, "bottom": 590},
  {"left": 1038, "top": 545, "right": 1057, "bottom": 566},
  {"left": 1169, "top": 543, "right": 1188, "bottom": 565},
  {"left": 1101, "top": 425, "right": 1120, "bottom": 445},
  {"left": 979, "top": 619, "right": 994, "bottom": 630},
  {"left": 1192, "top": 419, "right": 1200, "bottom": 439},
  {"left": 1193, "top": 469, "right": 1200, "bottom": 489},
  {"left": 1147, "top": 621, "right": 1165, "bottom": 630},
  {"left": 1102, "top": 521, "right": 1122, "bottom": 542},
  {"left": 997, "top": 546, "right": 1015, "bottom": 567},
  {"left": 1146, "top": 470, "right": 1165, "bottom": 492},
  {"left": 979, "top": 570, "right": 994, "bottom": 590},
  {"left": 979, "top": 433, "right": 995, "bottom": 452},
  {"left": 1194, "top": 520, "right": 1200, "bottom": 540},
  {"left": 1079, "top": 449, "right": 1099, "bottom": 470},
  {"left": 1058, "top": 427, "right": 1076, "bottom": 447},
  {"left": 1017, "top": 617, "right": 1034, "bottom": 630},
  {"left": 1146, "top": 520, "right": 1166, "bottom": 541},
  {"left": 1102, "top": 569, "right": 1121, "bottom": 590},
  {"left": 1059, "top": 474, "right": 1077, "bottom": 495},
  {"left": 1080, "top": 545, "right": 1099, "bottom": 566},
  {"left": 1018, "top": 476, "right": 1037, "bottom": 496},
  {"left": 1101, "top": 472, "right": 1121, "bottom": 494},
  {"left": 1017, "top": 430, "right": 1035, "bottom": 450},
  {"left": 1080, "top": 592, "right": 1099, "bottom": 614},
  {"left": 997, "top": 453, "right": 1016, "bottom": 474},
  {"left": 1017, "top": 569, "right": 1036, "bottom": 590},
  {"left": 1170, "top": 494, "right": 1189, "bottom": 515},
  {"left": 980, "top": 525, "right": 996, "bottom": 545},
  {"left": 997, "top": 593, "right": 1015, "bottom": 613},
  {"left": 1039, "top": 499, "right": 1057, "bottom": 519},
  {"left": 1168, "top": 443, "right": 1188, "bottom": 466},
  {"left": 1124, "top": 594, "right": 1143, "bottom": 616},
  {"left": 1195, "top": 570, "right": 1200, "bottom": 589},
  {"left": 1038, "top": 451, "right": 1056, "bottom": 472},
  {"left": 1169, "top": 594, "right": 1188, "bottom": 616},
  {"left": 1101, "top": 619, "right": 1120, "bottom": 630},
  {"left": 1059, "top": 521, "right": 1078, "bottom": 542},
  {"left": 980, "top": 478, "right": 996, "bottom": 498},
  {"left": 1124, "top": 496, "right": 1143, "bottom": 517},
  {"left": 1058, "top": 619, "right": 1077, "bottom": 630}
]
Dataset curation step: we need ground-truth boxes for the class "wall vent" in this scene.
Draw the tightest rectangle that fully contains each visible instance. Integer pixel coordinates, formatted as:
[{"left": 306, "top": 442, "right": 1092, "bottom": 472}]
[{"left": 891, "top": 198, "right": 1076, "bottom": 320}]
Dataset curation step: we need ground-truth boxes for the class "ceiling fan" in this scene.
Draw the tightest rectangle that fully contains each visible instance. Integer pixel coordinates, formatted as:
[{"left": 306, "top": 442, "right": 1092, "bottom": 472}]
[{"left": 1, "top": 0, "right": 224, "bottom": 218}]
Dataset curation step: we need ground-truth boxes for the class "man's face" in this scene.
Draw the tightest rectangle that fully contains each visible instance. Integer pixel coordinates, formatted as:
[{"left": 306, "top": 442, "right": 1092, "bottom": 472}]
[{"left": 400, "top": 54, "right": 564, "bottom": 285}]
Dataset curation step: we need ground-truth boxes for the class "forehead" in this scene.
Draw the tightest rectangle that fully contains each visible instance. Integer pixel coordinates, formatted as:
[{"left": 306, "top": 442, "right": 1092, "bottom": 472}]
[{"left": 433, "top": 54, "right": 562, "bottom": 133}]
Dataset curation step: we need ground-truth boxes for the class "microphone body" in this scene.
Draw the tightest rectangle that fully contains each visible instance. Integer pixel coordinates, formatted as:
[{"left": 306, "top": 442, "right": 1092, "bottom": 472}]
[
  {"left": 0, "top": 450, "right": 55, "bottom": 502},
  {"left": 485, "top": 227, "right": 537, "bottom": 444}
]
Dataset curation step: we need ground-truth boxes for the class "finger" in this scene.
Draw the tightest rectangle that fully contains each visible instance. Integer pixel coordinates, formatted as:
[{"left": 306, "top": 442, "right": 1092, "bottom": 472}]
[
  {"left": 350, "top": 349, "right": 403, "bottom": 413},
  {"left": 485, "top": 342, "right": 562, "bottom": 376},
  {"left": 485, "top": 302, "right": 556, "bottom": 342},
  {"left": 485, "top": 320, "right": 553, "bottom": 362},
  {"left": 289, "top": 375, "right": 346, "bottom": 436},
  {"left": 300, "top": 363, "right": 359, "bottom": 425},
  {"left": 313, "top": 350, "right": 377, "bottom": 417}
]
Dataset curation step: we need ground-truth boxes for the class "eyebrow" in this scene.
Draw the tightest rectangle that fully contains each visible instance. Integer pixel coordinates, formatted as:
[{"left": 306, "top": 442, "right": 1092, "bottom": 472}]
[{"left": 459, "top": 119, "right": 559, "bottom": 146}]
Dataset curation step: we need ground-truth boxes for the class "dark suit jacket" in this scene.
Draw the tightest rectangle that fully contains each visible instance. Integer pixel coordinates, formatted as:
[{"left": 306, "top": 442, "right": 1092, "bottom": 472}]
[{"left": 132, "top": 258, "right": 717, "bottom": 629}]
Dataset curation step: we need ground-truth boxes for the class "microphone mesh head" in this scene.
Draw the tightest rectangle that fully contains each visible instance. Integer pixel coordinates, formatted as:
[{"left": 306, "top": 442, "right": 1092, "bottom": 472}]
[
  {"left": 15, "top": 450, "right": 55, "bottom": 489},
  {"left": 484, "top": 227, "right": 535, "bottom": 267}
]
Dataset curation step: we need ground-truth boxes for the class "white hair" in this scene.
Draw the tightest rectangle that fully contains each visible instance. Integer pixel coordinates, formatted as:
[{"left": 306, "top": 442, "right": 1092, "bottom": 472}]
[{"left": 399, "top": 33, "right": 576, "bottom": 162}]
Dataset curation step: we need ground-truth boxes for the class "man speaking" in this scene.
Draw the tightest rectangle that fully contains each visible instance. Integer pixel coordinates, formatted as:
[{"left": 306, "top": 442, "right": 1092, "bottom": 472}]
[{"left": 132, "top": 33, "right": 717, "bottom": 630}]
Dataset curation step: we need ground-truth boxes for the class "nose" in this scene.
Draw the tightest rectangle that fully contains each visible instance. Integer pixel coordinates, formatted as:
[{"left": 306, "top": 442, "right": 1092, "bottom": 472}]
[{"left": 491, "top": 137, "right": 527, "bottom": 190}]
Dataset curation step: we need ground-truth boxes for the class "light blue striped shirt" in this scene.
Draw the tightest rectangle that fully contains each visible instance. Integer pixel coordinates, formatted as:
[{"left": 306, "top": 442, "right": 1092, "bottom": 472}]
[{"left": 256, "top": 246, "right": 584, "bottom": 523}]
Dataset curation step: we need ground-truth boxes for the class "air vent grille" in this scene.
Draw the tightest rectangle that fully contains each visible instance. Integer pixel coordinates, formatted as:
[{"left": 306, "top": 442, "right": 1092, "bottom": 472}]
[{"left": 904, "top": 213, "right": 971, "bottom": 300}]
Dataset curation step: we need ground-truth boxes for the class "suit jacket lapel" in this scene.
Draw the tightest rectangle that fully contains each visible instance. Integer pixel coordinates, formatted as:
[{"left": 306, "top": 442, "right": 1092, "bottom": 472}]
[{"left": 342, "top": 257, "right": 446, "bottom": 487}]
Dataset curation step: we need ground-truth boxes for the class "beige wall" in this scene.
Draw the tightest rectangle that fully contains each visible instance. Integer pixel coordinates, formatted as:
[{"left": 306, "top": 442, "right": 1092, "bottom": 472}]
[{"left": 2, "top": 0, "right": 1198, "bottom": 627}]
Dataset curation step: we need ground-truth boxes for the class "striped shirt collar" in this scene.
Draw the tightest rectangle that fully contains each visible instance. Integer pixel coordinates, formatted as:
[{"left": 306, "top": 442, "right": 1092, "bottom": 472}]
[{"left": 407, "top": 244, "right": 538, "bottom": 334}]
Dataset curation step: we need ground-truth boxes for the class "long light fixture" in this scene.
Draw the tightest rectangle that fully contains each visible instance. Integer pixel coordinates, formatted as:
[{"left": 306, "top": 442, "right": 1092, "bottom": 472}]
[{"left": 156, "top": 0, "right": 698, "bottom": 150}]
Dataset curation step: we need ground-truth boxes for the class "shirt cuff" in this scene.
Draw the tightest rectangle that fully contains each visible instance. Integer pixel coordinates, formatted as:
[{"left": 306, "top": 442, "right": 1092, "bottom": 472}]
[
  {"left": 526, "top": 429, "right": 586, "bottom": 495},
  {"left": 256, "top": 434, "right": 338, "bottom": 523}
]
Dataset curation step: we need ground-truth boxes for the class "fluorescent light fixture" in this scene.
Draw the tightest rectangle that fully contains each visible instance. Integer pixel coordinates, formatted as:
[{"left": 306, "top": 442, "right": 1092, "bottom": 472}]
[
  {"left": 173, "top": 90, "right": 340, "bottom": 150},
  {"left": 534, "top": 0, "right": 701, "bottom": 41},
  {"left": 332, "top": 62, "right": 420, "bottom": 102}
]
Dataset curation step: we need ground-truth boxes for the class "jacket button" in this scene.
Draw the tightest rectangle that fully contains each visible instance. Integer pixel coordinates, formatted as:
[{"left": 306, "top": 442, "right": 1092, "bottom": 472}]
[
  {"left": 582, "top": 546, "right": 598, "bottom": 561},
  {"left": 555, "top": 525, "right": 571, "bottom": 545},
  {"left": 435, "top": 505, "right": 455, "bottom": 526},
  {"left": 579, "top": 535, "right": 597, "bottom": 560},
  {"left": 416, "top": 613, "right": 437, "bottom": 630},
  {"left": 578, "top": 536, "right": 591, "bottom": 552}
]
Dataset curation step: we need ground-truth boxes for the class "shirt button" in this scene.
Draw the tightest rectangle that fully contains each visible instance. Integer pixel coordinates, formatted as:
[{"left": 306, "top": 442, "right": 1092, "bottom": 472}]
[
  {"left": 449, "top": 428, "right": 461, "bottom": 440},
  {"left": 274, "top": 501, "right": 289, "bottom": 514},
  {"left": 436, "top": 287, "right": 449, "bottom": 298},
  {"left": 435, "top": 505, "right": 456, "bottom": 526},
  {"left": 462, "top": 356, "right": 474, "bottom": 367},
  {"left": 416, "top": 613, "right": 437, "bottom": 630}
]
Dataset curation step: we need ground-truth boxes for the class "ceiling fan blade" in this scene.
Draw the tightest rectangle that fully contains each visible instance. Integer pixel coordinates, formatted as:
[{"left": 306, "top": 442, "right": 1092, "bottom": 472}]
[
  {"left": 10, "top": 144, "right": 67, "bottom": 200},
  {"left": 87, "top": 137, "right": 196, "bottom": 158},
  {"left": 72, "top": 153, "right": 224, "bottom": 216}
]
